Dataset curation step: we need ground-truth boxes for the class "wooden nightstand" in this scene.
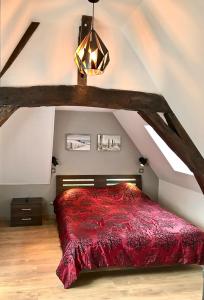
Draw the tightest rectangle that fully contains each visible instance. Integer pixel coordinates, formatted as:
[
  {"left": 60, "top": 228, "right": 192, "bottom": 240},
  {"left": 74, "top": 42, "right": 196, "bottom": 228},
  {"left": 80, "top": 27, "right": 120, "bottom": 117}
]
[{"left": 10, "top": 198, "right": 43, "bottom": 227}]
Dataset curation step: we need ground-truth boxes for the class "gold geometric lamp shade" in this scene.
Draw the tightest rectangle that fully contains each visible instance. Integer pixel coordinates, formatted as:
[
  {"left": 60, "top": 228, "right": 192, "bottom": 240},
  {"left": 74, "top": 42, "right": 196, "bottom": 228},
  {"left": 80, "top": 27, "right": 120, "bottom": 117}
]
[{"left": 74, "top": 0, "right": 110, "bottom": 76}]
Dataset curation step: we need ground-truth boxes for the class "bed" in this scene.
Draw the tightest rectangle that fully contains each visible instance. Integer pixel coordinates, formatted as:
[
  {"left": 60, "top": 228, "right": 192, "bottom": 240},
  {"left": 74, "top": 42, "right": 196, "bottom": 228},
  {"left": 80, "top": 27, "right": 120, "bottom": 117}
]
[{"left": 54, "top": 175, "right": 204, "bottom": 289}]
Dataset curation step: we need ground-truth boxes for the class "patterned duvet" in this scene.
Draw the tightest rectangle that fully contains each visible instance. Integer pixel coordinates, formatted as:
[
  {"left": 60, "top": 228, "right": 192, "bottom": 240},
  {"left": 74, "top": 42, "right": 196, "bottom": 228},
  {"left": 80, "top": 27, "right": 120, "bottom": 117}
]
[{"left": 54, "top": 183, "right": 204, "bottom": 288}]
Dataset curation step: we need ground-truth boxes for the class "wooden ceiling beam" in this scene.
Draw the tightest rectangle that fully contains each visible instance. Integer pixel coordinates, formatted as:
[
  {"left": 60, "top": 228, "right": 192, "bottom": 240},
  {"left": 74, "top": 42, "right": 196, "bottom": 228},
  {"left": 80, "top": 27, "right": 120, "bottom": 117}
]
[
  {"left": 0, "top": 22, "right": 40, "bottom": 78},
  {"left": 138, "top": 111, "right": 204, "bottom": 193},
  {"left": 164, "top": 111, "right": 197, "bottom": 148},
  {"left": 194, "top": 174, "right": 204, "bottom": 196},
  {"left": 0, "top": 85, "right": 170, "bottom": 113},
  {"left": 164, "top": 111, "right": 204, "bottom": 193},
  {"left": 0, "top": 84, "right": 204, "bottom": 194},
  {"left": 163, "top": 112, "right": 179, "bottom": 136},
  {"left": 0, "top": 22, "right": 40, "bottom": 126},
  {"left": 139, "top": 111, "right": 204, "bottom": 173},
  {"left": 0, "top": 106, "right": 19, "bottom": 127}
]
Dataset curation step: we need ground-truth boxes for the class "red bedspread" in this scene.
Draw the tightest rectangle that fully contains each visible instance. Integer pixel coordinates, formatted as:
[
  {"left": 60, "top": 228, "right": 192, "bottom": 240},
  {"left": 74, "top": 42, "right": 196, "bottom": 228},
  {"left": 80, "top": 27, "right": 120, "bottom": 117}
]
[{"left": 54, "top": 183, "right": 204, "bottom": 288}]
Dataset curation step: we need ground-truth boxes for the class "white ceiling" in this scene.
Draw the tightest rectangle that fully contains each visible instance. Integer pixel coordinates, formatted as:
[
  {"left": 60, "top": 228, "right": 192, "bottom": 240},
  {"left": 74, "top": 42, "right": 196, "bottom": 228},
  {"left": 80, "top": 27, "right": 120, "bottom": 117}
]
[{"left": 1, "top": 0, "right": 204, "bottom": 193}]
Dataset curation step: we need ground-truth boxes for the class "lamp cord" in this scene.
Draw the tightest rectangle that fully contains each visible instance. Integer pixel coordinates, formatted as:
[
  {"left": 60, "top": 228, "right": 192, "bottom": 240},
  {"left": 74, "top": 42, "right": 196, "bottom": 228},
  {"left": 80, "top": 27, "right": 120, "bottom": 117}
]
[{"left": 92, "top": 3, "right": 95, "bottom": 30}]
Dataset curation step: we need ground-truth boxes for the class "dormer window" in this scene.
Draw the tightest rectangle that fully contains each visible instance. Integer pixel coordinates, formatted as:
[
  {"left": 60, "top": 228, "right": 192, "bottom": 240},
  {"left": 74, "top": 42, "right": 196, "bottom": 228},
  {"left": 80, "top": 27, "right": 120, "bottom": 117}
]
[{"left": 145, "top": 125, "right": 193, "bottom": 176}]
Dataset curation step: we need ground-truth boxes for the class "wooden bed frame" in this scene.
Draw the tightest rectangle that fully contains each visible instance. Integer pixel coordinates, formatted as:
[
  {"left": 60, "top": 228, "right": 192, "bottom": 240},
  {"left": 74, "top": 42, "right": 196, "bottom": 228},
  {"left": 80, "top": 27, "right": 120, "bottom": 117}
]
[
  {"left": 55, "top": 175, "right": 204, "bottom": 299},
  {"left": 56, "top": 174, "right": 142, "bottom": 196}
]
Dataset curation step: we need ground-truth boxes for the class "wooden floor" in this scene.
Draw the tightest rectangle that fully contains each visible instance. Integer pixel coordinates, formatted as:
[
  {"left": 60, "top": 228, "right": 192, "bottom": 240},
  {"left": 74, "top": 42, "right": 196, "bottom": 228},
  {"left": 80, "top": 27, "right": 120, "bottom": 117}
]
[{"left": 0, "top": 221, "right": 203, "bottom": 300}]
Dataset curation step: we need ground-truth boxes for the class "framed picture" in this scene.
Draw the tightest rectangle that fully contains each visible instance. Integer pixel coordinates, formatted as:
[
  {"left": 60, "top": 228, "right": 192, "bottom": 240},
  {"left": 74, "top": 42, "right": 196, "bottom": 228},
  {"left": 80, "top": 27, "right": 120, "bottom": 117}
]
[
  {"left": 65, "top": 134, "right": 91, "bottom": 151},
  {"left": 97, "top": 134, "right": 121, "bottom": 151}
]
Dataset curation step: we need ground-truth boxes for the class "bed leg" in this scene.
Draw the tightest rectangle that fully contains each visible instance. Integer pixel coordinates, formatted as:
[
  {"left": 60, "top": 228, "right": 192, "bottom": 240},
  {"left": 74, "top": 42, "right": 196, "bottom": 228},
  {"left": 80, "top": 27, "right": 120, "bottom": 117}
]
[{"left": 202, "top": 266, "right": 204, "bottom": 300}]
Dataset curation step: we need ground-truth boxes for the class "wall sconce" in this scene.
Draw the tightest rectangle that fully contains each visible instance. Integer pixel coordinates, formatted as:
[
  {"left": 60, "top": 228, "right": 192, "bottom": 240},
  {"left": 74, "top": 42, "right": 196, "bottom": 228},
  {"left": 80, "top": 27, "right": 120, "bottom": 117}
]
[
  {"left": 138, "top": 157, "right": 148, "bottom": 174},
  {"left": 52, "top": 156, "right": 59, "bottom": 174},
  {"left": 139, "top": 157, "right": 148, "bottom": 167},
  {"left": 52, "top": 156, "right": 59, "bottom": 166}
]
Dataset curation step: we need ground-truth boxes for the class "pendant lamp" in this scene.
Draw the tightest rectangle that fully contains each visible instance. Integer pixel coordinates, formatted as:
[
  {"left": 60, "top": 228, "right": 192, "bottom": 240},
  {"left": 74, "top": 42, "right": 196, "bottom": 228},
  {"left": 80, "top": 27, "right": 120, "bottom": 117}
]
[{"left": 75, "top": 0, "right": 110, "bottom": 76}]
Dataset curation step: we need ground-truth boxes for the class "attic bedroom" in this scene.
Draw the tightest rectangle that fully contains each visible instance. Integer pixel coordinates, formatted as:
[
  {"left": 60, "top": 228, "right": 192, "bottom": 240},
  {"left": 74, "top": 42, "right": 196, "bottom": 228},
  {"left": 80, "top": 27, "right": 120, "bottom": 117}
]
[{"left": 0, "top": 0, "right": 204, "bottom": 299}]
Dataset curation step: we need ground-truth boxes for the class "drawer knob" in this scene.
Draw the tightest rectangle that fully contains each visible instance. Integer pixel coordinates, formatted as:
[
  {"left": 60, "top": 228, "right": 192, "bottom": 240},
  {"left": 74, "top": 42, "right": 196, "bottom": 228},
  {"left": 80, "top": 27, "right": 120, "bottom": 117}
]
[
  {"left": 21, "top": 218, "right": 32, "bottom": 221},
  {"left": 21, "top": 208, "right": 32, "bottom": 211}
]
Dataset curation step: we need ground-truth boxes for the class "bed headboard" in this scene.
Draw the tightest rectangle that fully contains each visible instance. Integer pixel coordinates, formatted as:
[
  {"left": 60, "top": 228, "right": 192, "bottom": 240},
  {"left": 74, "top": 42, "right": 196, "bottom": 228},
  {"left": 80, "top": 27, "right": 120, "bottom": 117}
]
[{"left": 56, "top": 175, "right": 142, "bottom": 196}]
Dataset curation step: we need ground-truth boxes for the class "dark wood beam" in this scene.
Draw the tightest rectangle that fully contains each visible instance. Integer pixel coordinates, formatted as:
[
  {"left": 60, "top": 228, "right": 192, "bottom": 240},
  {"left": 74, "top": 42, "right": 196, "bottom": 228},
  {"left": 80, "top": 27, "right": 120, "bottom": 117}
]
[
  {"left": 139, "top": 111, "right": 204, "bottom": 173},
  {"left": 0, "top": 84, "right": 204, "bottom": 194},
  {"left": 77, "top": 16, "right": 92, "bottom": 86},
  {"left": 0, "top": 106, "right": 19, "bottom": 126},
  {"left": 194, "top": 174, "right": 204, "bottom": 196},
  {"left": 0, "top": 22, "right": 39, "bottom": 126},
  {"left": 0, "top": 85, "right": 170, "bottom": 112},
  {"left": 138, "top": 111, "right": 204, "bottom": 193},
  {"left": 163, "top": 112, "right": 179, "bottom": 135},
  {"left": 164, "top": 111, "right": 204, "bottom": 193},
  {"left": 164, "top": 111, "right": 196, "bottom": 148},
  {"left": 0, "top": 22, "right": 40, "bottom": 78}
]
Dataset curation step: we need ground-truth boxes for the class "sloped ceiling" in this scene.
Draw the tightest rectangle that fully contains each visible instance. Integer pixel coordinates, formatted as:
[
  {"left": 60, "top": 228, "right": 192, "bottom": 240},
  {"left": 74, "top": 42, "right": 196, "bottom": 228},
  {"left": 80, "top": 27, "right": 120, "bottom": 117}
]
[
  {"left": 122, "top": 0, "right": 204, "bottom": 157},
  {"left": 1, "top": 0, "right": 204, "bottom": 193}
]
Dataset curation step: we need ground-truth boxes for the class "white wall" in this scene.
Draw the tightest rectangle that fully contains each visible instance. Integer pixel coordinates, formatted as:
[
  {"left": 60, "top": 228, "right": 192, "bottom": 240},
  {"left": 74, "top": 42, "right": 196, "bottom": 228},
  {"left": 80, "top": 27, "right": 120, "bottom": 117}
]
[
  {"left": 0, "top": 107, "right": 55, "bottom": 184},
  {"left": 0, "top": 110, "right": 159, "bottom": 221},
  {"left": 159, "top": 180, "right": 204, "bottom": 229},
  {"left": 53, "top": 110, "right": 158, "bottom": 200}
]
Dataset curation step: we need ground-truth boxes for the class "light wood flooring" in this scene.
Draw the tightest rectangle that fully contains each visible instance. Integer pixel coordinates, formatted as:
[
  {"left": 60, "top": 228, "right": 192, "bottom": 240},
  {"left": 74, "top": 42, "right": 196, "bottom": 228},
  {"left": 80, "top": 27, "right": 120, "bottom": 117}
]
[{"left": 0, "top": 220, "right": 203, "bottom": 300}]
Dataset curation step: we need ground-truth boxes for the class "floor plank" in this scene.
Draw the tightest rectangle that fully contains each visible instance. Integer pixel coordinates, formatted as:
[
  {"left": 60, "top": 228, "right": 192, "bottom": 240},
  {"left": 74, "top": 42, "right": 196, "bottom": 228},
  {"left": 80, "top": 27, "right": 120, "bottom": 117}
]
[{"left": 0, "top": 221, "right": 203, "bottom": 300}]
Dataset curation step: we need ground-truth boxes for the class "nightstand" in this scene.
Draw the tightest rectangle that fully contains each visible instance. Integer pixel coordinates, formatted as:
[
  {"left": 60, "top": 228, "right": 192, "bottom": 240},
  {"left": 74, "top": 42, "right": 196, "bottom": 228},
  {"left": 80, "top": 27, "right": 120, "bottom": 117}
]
[{"left": 10, "top": 198, "right": 43, "bottom": 227}]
